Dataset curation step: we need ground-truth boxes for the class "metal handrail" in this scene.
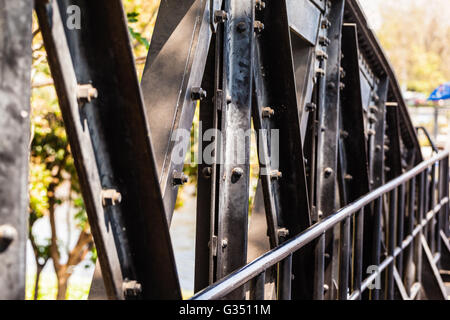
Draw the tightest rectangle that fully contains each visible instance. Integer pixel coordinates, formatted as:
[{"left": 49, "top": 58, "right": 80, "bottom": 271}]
[{"left": 191, "top": 150, "right": 450, "bottom": 300}]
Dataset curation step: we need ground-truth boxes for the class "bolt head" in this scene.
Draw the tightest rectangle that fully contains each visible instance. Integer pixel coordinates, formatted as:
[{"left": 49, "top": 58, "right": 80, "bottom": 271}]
[
  {"left": 237, "top": 22, "right": 248, "bottom": 33},
  {"left": 191, "top": 87, "right": 207, "bottom": 101},
  {"left": 231, "top": 167, "right": 244, "bottom": 182},
  {"left": 101, "top": 189, "right": 122, "bottom": 207},
  {"left": 324, "top": 167, "right": 333, "bottom": 178},
  {"left": 173, "top": 171, "right": 189, "bottom": 186},
  {"left": 77, "top": 84, "right": 98, "bottom": 102},
  {"left": 123, "top": 280, "right": 142, "bottom": 298},
  {"left": 305, "top": 102, "right": 316, "bottom": 112},
  {"left": 214, "top": 10, "right": 228, "bottom": 24},
  {"left": 262, "top": 107, "right": 275, "bottom": 118},
  {"left": 202, "top": 167, "right": 212, "bottom": 179}
]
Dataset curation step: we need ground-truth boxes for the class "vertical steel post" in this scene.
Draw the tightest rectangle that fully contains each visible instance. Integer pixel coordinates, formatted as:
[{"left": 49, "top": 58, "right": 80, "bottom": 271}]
[
  {"left": 414, "top": 171, "right": 426, "bottom": 296},
  {"left": 195, "top": 34, "right": 217, "bottom": 292},
  {"left": 339, "top": 217, "right": 351, "bottom": 300},
  {"left": 353, "top": 207, "right": 365, "bottom": 299},
  {"left": 0, "top": 0, "right": 33, "bottom": 300},
  {"left": 444, "top": 156, "right": 449, "bottom": 237},
  {"left": 404, "top": 176, "right": 416, "bottom": 295},
  {"left": 371, "top": 196, "right": 383, "bottom": 300},
  {"left": 396, "top": 183, "right": 405, "bottom": 278},
  {"left": 278, "top": 254, "right": 292, "bottom": 300},
  {"left": 429, "top": 163, "right": 437, "bottom": 254},
  {"left": 386, "top": 188, "right": 397, "bottom": 300},
  {"left": 250, "top": 272, "right": 266, "bottom": 300},
  {"left": 215, "top": 0, "right": 254, "bottom": 299}
]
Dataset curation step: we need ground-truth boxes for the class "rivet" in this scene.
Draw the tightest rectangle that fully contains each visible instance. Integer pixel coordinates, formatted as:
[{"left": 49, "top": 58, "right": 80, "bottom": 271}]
[
  {"left": 270, "top": 170, "right": 282, "bottom": 181},
  {"left": 214, "top": 10, "right": 228, "bottom": 24},
  {"left": 77, "top": 84, "right": 98, "bottom": 102},
  {"left": 173, "top": 171, "right": 189, "bottom": 186},
  {"left": 319, "top": 36, "right": 331, "bottom": 47},
  {"left": 221, "top": 239, "right": 228, "bottom": 249},
  {"left": 306, "top": 102, "right": 317, "bottom": 112},
  {"left": 123, "top": 280, "right": 142, "bottom": 298},
  {"left": 237, "top": 22, "right": 247, "bottom": 33},
  {"left": 255, "top": 0, "right": 266, "bottom": 11},
  {"left": 191, "top": 87, "right": 207, "bottom": 101},
  {"left": 202, "top": 167, "right": 212, "bottom": 179},
  {"left": 101, "top": 189, "right": 122, "bottom": 207},
  {"left": 254, "top": 21, "right": 265, "bottom": 33},
  {"left": 277, "top": 228, "right": 289, "bottom": 238},
  {"left": 231, "top": 167, "right": 244, "bottom": 181},
  {"left": 262, "top": 107, "right": 275, "bottom": 118}
]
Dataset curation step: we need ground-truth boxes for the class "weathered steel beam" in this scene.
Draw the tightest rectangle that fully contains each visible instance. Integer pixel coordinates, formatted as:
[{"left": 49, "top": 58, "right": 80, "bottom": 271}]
[
  {"left": 345, "top": 0, "right": 422, "bottom": 166},
  {"left": 339, "top": 24, "right": 370, "bottom": 205},
  {"left": 37, "top": 0, "right": 180, "bottom": 299},
  {"left": 195, "top": 34, "right": 217, "bottom": 292},
  {"left": 0, "top": 0, "right": 33, "bottom": 300},
  {"left": 141, "top": 0, "right": 220, "bottom": 224},
  {"left": 214, "top": 0, "right": 254, "bottom": 300},
  {"left": 314, "top": 0, "right": 345, "bottom": 300}
]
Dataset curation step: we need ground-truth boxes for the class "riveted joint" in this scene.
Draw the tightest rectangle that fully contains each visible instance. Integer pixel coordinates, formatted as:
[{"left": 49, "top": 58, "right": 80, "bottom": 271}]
[
  {"left": 369, "top": 105, "right": 379, "bottom": 114},
  {"left": 173, "top": 171, "right": 189, "bottom": 186},
  {"left": 324, "top": 167, "right": 333, "bottom": 178},
  {"left": 202, "top": 166, "right": 212, "bottom": 179},
  {"left": 372, "top": 92, "right": 380, "bottom": 103},
  {"left": 214, "top": 10, "right": 228, "bottom": 24},
  {"left": 277, "top": 228, "right": 289, "bottom": 238},
  {"left": 77, "top": 84, "right": 98, "bottom": 102},
  {"left": 316, "top": 68, "right": 326, "bottom": 77},
  {"left": 319, "top": 36, "right": 331, "bottom": 46},
  {"left": 254, "top": 21, "right": 265, "bottom": 33},
  {"left": 191, "top": 87, "right": 207, "bottom": 101},
  {"left": 101, "top": 189, "right": 122, "bottom": 207},
  {"left": 255, "top": 0, "right": 266, "bottom": 11},
  {"left": 306, "top": 102, "right": 317, "bottom": 112},
  {"left": 123, "top": 280, "right": 142, "bottom": 298},
  {"left": 316, "top": 49, "right": 328, "bottom": 61},
  {"left": 321, "top": 18, "right": 331, "bottom": 29},
  {"left": 368, "top": 114, "right": 378, "bottom": 124},
  {"left": 262, "top": 107, "right": 275, "bottom": 118},
  {"left": 270, "top": 170, "right": 282, "bottom": 181},
  {"left": 340, "top": 130, "right": 349, "bottom": 139}
]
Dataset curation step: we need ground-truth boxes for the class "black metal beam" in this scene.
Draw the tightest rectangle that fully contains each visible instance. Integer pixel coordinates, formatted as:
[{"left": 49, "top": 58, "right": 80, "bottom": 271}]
[
  {"left": 141, "top": 0, "right": 219, "bottom": 224},
  {"left": 37, "top": 0, "right": 181, "bottom": 299},
  {"left": 214, "top": 0, "right": 254, "bottom": 299},
  {"left": 0, "top": 0, "right": 33, "bottom": 300}
]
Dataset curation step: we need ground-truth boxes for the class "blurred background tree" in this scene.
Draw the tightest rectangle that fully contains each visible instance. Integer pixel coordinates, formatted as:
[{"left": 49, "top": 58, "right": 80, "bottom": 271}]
[{"left": 362, "top": 0, "right": 450, "bottom": 94}]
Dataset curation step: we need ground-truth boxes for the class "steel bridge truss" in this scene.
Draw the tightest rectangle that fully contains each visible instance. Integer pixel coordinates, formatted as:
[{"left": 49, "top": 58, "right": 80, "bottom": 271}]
[{"left": 0, "top": 0, "right": 449, "bottom": 300}]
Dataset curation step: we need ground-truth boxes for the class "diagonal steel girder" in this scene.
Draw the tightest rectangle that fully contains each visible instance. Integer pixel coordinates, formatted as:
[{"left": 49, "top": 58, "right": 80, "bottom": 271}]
[
  {"left": 36, "top": 0, "right": 180, "bottom": 299},
  {"left": 141, "top": 0, "right": 221, "bottom": 225},
  {"left": 0, "top": 0, "right": 33, "bottom": 300}
]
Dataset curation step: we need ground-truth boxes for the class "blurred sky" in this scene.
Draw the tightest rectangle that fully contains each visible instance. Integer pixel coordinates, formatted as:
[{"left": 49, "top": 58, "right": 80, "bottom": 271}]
[{"left": 359, "top": 0, "right": 450, "bottom": 29}]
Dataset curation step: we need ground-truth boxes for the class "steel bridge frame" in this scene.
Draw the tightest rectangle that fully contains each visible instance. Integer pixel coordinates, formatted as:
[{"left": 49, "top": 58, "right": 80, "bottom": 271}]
[
  {"left": 0, "top": 0, "right": 449, "bottom": 300},
  {"left": 192, "top": 151, "right": 450, "bottom": 300}
]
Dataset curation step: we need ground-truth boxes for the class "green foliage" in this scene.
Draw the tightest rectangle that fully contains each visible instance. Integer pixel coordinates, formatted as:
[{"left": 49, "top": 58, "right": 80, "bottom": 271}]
[
  {"left": 376, "top": 1, "right": 450, "bottom": 94},
  {"left": 127, "top": 12, "right": 150, "bottom": 50}
]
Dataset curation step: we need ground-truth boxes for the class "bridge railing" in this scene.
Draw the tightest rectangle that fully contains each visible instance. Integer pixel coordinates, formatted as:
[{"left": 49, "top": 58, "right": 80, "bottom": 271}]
[{"left": 191, "top": 151, "right": 450, "bottom": 300}]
